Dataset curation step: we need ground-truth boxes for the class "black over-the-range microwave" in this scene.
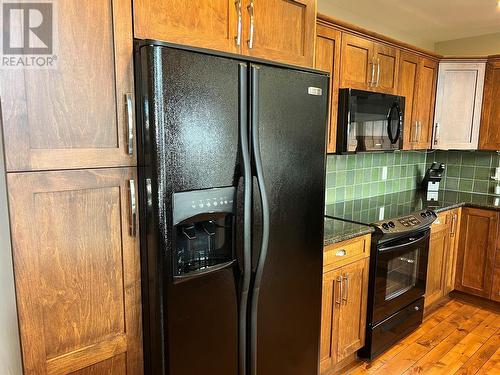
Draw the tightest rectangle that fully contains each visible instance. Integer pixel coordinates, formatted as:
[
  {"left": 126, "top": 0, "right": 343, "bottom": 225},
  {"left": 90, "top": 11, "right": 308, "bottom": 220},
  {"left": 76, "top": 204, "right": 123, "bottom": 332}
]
[{"left": 336, "top": 89, "right": 405, "bottom": 154}]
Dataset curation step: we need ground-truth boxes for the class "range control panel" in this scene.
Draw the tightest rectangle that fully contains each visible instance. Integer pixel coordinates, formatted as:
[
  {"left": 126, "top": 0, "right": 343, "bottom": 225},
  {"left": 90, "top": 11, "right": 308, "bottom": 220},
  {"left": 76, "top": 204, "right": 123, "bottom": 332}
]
[{"left": 374, "top": 209, "right": 437, "bottom": 234}]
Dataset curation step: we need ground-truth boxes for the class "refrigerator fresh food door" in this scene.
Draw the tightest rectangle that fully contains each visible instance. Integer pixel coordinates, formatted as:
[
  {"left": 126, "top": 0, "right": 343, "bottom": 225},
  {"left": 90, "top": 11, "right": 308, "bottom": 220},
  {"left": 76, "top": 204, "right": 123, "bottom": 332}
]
[
  {"left": 136, "top": 45, "right": 249, "bottom": 375},
  {"left": 250, "top": 63, "right": 328, "bottom": 375}
]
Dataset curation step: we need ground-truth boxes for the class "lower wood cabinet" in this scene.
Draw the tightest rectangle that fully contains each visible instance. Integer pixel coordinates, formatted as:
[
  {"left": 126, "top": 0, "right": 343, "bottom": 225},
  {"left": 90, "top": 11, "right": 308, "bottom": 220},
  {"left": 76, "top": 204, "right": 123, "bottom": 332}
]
[
  {"left": 320, "top": 235, "right": 370, "bottom": 374},
  {"left": 425, "top": 208, "right": 461, "bottom": 310},
  {"left": 7, "top": 168, "right": 143, "bottom": 374},
  {"left": 455, "top": 208, "right": 498, "bottom": 299}
]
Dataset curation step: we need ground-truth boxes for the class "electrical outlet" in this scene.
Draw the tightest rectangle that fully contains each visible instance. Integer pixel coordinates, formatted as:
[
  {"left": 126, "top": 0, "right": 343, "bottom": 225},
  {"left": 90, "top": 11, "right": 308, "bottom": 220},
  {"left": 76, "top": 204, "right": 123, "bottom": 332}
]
[{"left": 381, "top": 166, "right": 388, "bottom": 181}]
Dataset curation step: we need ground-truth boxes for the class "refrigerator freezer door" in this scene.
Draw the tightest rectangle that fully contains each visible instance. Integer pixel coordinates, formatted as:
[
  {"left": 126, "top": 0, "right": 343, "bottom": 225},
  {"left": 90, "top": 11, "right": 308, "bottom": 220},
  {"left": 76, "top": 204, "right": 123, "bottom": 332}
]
[
  {"left": 136, "top": 45, "right": 245, "bottom": 375},
  {"left": 250, "top": 64, "right": 328, "bottom": 375}
]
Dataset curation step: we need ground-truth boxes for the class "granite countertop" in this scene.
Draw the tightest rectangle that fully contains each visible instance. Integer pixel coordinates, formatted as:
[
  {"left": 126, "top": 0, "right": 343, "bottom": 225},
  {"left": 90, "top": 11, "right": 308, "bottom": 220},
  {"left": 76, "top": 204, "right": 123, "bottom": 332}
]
[
  {"left": 323, "top": 217, "right": 374, "bottom": 247},
  {"left": 324, "top": 189, "right": 500, "bottom": 246}
]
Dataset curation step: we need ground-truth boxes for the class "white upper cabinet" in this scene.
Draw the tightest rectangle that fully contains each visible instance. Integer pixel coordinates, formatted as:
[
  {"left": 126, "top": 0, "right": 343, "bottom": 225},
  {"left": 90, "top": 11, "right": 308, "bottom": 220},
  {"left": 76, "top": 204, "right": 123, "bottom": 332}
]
[{"left": 433, "top": 61, "right": 486, "bottom": 150}]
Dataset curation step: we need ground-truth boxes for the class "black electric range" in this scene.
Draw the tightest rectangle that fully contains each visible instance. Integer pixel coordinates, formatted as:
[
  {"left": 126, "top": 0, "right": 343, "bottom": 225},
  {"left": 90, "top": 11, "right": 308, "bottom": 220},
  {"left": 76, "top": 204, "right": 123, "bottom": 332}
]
[{"left": 327, "top": 192, "right": 437, "bottom": 359}]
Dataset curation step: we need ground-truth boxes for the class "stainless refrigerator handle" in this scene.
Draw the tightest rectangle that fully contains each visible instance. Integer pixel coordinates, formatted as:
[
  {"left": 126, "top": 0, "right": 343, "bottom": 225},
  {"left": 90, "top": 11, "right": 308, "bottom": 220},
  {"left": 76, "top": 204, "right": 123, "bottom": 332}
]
[
  {"left": 126, "top": 93, "right": 134, "bottom": 155},
  {"left": 235, "top": 0, "right": 242, "bottom": 46},
  {"left": 238, "top": 62, "right": 251, "bottom": 375},
  {"left": 250, "top": 65, "right": 270, "bottom": 375},
  {"left": 247, "top": 0, "right": 254, "bottom": 48},
  {"left": 129, "top": 179, "right": 137, "bottom": 236}
]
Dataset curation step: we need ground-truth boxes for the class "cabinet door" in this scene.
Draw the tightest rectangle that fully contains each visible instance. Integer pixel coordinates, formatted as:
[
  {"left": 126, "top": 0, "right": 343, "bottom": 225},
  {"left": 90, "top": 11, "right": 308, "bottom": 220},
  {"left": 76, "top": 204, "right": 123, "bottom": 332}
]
[
  {"left": 320, "top": 268, "right": 342, "bottom": 374},
  {"left": 241, "top": 0, "right": 316, "bottom": 67},
  {"left": 337, "top": 258, "right": 369, "bottom": 363},
  {"left": 490, "top": 249, "right": 500, "bottom": 302},
  {"left": 7, "top": 168, "right": 142, "bottom": 374},
  {"left": 315, "top": 24, "right": 341, "bottom": 153},
  {"left": 340, "top": 34, "right": 374, "bottom": 90},
  {"left": 426, "top": 212, "right": 450, "bottom": 309},
  {"left": 134, "top": 0, "right": 239, "bottom": 54},
  {"left": 413, "top": 58, "right": 438, "bottom": 150},
  {"left": 433, "top": 62, "right": 485, "bottom": 150},
  {"left": 398, "top": 51, "right": 420, "bottom": 150},
  {"left": 1, "top": 0, "right": 136, "bottom": 171},
  {"left": 455, "top": 208, "right": 498, "bottom": 299},
  {"left": 373, "top": 42, "right": 400, "bottom": 94},
  {"left": 479, "top": 59, "right": 500, "bottom": 150}
]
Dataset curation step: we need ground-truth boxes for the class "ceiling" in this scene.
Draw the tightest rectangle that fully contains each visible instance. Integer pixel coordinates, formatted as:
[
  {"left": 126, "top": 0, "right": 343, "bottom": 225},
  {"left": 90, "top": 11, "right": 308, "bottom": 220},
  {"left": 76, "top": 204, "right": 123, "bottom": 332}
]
[{"left": 318, "top": 0, "right": 500, "bottom": 49}]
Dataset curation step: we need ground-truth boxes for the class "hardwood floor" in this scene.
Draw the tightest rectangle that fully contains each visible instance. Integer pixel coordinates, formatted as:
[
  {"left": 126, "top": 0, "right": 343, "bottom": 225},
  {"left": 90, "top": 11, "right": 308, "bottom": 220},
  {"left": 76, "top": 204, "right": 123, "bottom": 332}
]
[{"left": 347, "top": 299, "right": 500, "bottom": 375}]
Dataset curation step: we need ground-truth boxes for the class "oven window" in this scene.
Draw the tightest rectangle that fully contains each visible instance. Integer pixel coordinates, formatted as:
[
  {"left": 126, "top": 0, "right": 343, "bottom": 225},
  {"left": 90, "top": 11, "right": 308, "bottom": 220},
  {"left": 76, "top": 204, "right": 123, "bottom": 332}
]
[{"left": 385, "top": 248, "right": 419, "bottom": 301}]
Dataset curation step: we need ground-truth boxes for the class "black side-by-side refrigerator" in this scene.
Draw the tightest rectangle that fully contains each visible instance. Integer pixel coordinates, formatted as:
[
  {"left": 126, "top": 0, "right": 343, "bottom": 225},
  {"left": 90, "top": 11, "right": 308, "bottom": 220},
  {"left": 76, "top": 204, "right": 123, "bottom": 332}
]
[{"left": 134, "top": 41, "right": 328, "bottom": 375}]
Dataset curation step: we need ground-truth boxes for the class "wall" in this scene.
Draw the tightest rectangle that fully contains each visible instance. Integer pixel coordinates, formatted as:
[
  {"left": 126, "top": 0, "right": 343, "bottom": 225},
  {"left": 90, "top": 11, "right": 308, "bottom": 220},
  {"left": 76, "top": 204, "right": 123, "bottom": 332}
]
[
  {"left": 0, "top": 131, "right": 22, "bottom": 375},
  {"left": 317, "top": 0, "right": 436, "bottom": 50},
  {"left": 435, "top": 32, "right": 500, "bottom": 56},
  {"left": 428, "top": 150, "right": 500, "bottom": 195},
  {"left": 325, "top": 151, "right": 428, "bottom": 204}
]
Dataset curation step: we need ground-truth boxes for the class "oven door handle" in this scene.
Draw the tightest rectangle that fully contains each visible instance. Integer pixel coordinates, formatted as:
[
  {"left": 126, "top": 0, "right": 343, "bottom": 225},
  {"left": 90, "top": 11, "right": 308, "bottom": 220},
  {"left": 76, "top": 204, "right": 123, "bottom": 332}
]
[{"left": 378, "top": 230, "right": 430, "bottom": 252}]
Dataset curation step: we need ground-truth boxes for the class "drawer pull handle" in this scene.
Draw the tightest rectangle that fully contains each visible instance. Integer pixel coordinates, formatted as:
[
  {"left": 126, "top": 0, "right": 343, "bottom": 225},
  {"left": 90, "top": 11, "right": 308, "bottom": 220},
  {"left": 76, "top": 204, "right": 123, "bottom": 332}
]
[{"left": 335, "top": 249, "right": 347, "bottom": 257}]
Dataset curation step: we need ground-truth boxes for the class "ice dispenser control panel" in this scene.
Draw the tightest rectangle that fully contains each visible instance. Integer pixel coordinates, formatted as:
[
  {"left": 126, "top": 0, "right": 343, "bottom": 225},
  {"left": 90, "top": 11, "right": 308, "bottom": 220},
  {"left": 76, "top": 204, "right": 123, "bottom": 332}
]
[{"left": 173, "top": 186, "right": 236, "bottom": 225}]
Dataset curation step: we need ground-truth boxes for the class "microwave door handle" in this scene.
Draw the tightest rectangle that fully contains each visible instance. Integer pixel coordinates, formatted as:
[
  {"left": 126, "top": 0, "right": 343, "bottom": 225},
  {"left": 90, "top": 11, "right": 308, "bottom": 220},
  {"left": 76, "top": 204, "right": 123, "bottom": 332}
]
[{"left": 386, "top": 103, "right": 401, "bottom": 144}]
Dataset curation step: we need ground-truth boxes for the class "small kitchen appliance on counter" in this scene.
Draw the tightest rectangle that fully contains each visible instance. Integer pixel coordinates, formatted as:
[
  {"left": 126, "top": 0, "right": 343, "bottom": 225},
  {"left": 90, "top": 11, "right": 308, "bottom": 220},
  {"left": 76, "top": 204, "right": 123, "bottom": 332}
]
[{"left": 422, "top": 162, "right": 446, "bottom": 201}]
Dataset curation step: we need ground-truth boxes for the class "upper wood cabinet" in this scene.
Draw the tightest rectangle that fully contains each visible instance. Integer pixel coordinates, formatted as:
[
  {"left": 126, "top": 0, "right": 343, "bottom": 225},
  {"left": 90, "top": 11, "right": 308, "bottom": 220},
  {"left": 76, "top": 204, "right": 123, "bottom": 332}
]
[
  {"left": 134, "top": 0, "right": 240, "bottom": 54},
  {"left": 340, "top": 34, "right": 399, "bottom": 94},
  {"left": 455, "top": 208, "right": 498, "bottom": 299},
  {"left": 241, "top": 0, "right": 316, "bottom": 67},
  {"left": 413, "top": 58, "right": 438, "bottom": 150},
  {"left": 373, "top": 42, "right": 400, "bottom": 94},
  {"left": 0, "top": 0, "right": 136, "bottom": 172},
  {"left": 134, "top": 0, "right": 316, "bottom": 67},
  {"left": 479, "top": 57, "right": 500, "bottom": 150},
  {"left": 433, "top": 61, "right": 486, "bottom": 150},
  {"left": 315, "top": 23, "right": 341, "bottom": 153},
  {"left": 399, "top": 54, "right": 438, "bottom": 150},
  {"left": 340, "top": 34, "right": 373, "bottom": 90},
  {"left": 7, "top": 168, "right": 143, "bottom": 374},
  {"left": 398, "top": 51, "right": 420, "bottom": 150},
  {"left": 320, "top": 235, "right": 370, "bottom": 374}
]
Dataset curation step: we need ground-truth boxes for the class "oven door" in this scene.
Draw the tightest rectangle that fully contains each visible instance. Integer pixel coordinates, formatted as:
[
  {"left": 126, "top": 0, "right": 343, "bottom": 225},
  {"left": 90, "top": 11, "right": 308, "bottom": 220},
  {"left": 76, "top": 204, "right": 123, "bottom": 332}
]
[{"left": 372, "top": 230, "right": 429, "bottom": 324}]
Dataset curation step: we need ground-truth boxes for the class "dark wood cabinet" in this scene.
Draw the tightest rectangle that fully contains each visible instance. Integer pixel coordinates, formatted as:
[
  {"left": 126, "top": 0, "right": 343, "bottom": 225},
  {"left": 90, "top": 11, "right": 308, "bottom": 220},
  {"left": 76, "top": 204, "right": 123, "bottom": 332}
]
[
  {"left": 455, "top": 208, "right": 498, "bottom": 299},
  {"left": 134, "top": 0, "right": 316, "bottom": 67},
  {"left": 315, "top": 23, "right": 341, "bottom": 153},
  {"left": 0, "top": 0, "right": 136, "bottom": 171},
  {"left": 7, "top": 168, "right": 143, "bottom": 374},
  {"left": 479, "top": 57, "right": 500, "bottom": 150}
]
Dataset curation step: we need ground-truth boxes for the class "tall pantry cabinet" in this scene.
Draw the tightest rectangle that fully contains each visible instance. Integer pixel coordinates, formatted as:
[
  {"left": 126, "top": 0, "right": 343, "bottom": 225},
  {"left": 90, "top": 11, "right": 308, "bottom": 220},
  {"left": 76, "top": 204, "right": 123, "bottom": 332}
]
[{"left": 0, "top": 0, "right": 143, "bottom": 374}]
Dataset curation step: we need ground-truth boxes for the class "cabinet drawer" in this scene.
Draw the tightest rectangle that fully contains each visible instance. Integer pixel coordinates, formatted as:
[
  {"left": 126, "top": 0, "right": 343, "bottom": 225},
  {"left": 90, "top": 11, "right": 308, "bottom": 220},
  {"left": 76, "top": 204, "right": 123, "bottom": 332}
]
[{"left": 324, "top": 235, "right": 371, "bottom": 270}]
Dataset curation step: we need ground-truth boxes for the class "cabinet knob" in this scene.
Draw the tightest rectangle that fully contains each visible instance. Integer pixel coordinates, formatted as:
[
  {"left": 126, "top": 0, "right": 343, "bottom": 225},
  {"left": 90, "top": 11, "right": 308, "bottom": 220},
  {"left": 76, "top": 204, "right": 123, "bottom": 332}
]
[{"left": 335, "top": 249, "right": 347, "bottom": 257}]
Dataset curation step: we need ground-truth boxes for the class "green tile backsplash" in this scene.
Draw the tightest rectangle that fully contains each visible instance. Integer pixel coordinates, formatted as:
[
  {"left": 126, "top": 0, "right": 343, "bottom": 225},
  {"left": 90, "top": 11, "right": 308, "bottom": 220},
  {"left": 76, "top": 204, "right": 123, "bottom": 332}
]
[
  {"left": 428, "top": 150, "right": 500, "bottom": 195},
  {"left": 325, "top": 151, "right": 428, "bottom": 204}
]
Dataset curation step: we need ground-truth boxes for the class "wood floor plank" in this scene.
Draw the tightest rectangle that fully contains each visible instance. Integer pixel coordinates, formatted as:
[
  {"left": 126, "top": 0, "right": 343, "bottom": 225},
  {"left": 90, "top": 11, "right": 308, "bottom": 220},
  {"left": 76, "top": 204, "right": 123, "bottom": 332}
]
[
  {"left": 453, "top": 330, "right": 500, "bottom": 375},
  {"left": 347, "top": 300, "right": 466, "bottom": 375},
  {"left": 426, "top": 313, "right": 500, "bottom": 374},
  {"left": 401, "top": 307, "right": 488, "bottom": 375},
  {"left": 347, "top": 300, "right": 500, "bottom": 375},
  {"left": 475, "top": 346, "right": 500, "bottom": 375}
]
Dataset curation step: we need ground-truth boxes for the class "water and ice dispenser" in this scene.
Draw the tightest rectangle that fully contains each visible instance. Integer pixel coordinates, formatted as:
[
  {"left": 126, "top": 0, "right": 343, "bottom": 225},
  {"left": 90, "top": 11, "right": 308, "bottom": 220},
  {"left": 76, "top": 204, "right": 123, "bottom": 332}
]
[{"left": 172, "top": 187, "right": 236, "bottom": 280}]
